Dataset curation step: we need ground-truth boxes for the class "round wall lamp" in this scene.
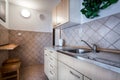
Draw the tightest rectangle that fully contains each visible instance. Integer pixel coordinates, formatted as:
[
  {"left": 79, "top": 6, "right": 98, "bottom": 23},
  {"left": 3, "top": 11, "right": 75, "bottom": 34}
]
[
  {"left": 21, "top": 9, "right": 31, "bottom": 18},
  {"left": 39, "top": 14, "right": 45, "bottom": 21}
]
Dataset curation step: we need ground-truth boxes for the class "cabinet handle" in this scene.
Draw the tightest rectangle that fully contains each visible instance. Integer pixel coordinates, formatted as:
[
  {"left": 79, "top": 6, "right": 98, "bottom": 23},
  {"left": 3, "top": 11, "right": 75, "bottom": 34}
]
[
  {"left": 50, "top": 64, "right": 53, "bottom": 68},
  {"left": 50, "top": 57, "right": 53, "bottom": 60},
  {"left": 56, "top": 23, "right": 61, "bottom": 26},
  {"left": 50, "top": 51, "right": 53, "bottom": 53},
  {"left": 45, "top": 54, "right": 47, "bottom": 56},
  {"left": 50, "top": 71, "right": 53, "bottom": 75},
  {"left": 70, "top": 71, "right": 80, "bottom": 79}
]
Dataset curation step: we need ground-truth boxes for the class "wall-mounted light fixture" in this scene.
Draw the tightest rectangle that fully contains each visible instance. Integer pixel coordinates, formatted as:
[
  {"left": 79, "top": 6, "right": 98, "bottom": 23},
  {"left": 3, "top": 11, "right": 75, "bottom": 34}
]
[{"left": 21, "top": 9, "right": 30, "bottom": 18}]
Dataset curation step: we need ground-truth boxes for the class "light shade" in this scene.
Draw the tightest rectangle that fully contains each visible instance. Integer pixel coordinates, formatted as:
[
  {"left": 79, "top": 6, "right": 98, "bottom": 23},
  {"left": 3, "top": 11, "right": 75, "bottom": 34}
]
[{"left": 21, "top": 9, "right": 30, "bottom": 18}]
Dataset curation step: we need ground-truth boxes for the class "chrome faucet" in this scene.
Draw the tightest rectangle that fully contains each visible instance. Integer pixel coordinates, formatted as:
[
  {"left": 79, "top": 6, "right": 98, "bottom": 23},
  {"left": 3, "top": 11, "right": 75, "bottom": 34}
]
[
  {"left": 92, "top": 44, "right": 97, "bottom": 52},
  {"left": 81, "top": 40, "right": 97, "bottom": 53}
]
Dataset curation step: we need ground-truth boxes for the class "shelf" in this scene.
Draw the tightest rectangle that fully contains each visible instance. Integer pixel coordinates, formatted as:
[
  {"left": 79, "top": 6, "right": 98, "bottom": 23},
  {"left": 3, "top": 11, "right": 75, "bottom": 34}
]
[{"left": 0, "top": 44, "right": 18, "bottom": 50}]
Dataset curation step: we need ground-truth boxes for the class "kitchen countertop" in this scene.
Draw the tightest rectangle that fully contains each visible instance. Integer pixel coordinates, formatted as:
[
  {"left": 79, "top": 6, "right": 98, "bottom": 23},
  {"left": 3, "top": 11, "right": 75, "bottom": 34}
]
[{"left": 45, "top": 46, "right": 120, "bottom": 74}]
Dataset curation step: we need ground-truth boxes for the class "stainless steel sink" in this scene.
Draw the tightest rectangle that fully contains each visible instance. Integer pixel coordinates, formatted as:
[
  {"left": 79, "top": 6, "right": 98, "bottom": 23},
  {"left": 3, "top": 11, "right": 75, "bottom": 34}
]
[
  {"left": 57, "top": 48, "right": 101, "bottom": 60},
  {"left": 57, "top": 48, "right": 92, "bottom": 59},
  {"left": 61, "top": 48, "right": 91, "bottom": 54}
]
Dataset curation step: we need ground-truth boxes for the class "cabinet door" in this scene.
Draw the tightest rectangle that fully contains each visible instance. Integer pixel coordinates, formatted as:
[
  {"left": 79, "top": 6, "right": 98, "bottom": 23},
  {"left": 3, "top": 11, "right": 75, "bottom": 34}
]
[
  {"left": 56, "top": 0, "right": 63, "bottom": 25},
  {"left": 58, "top": 61, "right": 83, "bottom": 80},
  {"left": 62, "top": 0, "right": 69, "bottom": 24},
  {"left": 52, "top": 0, "right": 69, "bottom": 28},
  {"left": 56, "top": 0, "right": 69, "bottom": 25}
]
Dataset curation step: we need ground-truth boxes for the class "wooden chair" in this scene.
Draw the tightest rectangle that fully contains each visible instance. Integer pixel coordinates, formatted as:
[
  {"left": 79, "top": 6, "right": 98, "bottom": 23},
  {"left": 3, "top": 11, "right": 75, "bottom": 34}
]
[{"left": 1, "top": 58, "right": 21, "bottom": 80}]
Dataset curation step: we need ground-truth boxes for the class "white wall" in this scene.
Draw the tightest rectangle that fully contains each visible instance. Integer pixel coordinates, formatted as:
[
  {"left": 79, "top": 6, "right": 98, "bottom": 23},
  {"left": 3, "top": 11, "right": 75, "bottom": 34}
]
[
  {"left": 0, "top": 0, "right": 9, "bottom": 28},
  {"left": 9, "top": 4, "right": 52, "bottom": 32}
]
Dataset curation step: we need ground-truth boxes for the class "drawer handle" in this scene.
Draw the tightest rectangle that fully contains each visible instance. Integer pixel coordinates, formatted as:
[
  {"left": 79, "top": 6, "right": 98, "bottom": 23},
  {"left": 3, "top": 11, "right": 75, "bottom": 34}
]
[
  {"left": 50, "top": 51, "right": 53, "bottom": 53},
  {"left": 50, "top": 71, "right": 53, "bottom": 75},
  {"left": 50, "top": 57, "right": 53, "bottom": 60},
  {"left": 70, "top": 71, "right": 80, "bottom": 79},
  {"left": 56, "top": 23, "right": 61, "bottom": 26},
  {"left": 50, "top": 64, "right": 53, "bottom": 68},
  {"left": 45, "top": 54, "right": 47, "bottom": 56}
]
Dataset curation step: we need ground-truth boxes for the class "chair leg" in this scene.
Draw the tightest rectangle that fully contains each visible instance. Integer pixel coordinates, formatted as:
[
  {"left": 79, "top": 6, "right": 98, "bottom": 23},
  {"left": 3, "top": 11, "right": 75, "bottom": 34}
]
[{"left": 17, "top": 69, "right": 20, "bottom": 80}]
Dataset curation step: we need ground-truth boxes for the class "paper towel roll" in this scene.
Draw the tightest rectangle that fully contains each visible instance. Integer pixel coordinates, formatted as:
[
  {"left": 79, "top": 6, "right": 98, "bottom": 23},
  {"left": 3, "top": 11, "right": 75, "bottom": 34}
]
[{"left": 59, "top": 39, "right": 64, "bottom": 46}]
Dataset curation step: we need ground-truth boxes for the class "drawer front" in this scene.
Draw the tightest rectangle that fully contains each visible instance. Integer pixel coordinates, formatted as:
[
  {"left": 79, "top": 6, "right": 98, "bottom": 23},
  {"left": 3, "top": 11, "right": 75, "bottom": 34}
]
[
  {"left": 49, "top": 50, "right": 57, "bottom": 59},
  {"left": 49, "top": 56, "right": 57, "bottom": 67},
  {"left": 45, "top": 49, "right": 57, "bottom": 59},
  {"left": 48, "top": 69, "right": 57, "bottom": 80},
  {"left": 48, "top": 62, "right": 57, "bottom": 80}
]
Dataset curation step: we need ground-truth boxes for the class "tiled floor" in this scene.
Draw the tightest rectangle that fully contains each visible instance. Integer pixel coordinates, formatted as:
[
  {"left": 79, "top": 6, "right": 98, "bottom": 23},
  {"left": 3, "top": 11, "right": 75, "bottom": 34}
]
[{"left": 20, "top": 64, "right": 48, "bottom": 80}]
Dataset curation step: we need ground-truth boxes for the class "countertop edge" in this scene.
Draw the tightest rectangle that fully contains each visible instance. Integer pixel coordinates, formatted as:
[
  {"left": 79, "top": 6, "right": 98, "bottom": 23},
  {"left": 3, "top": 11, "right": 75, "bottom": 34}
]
[{"left": 76, "top": 56, "right": 120, "bottom": 74}]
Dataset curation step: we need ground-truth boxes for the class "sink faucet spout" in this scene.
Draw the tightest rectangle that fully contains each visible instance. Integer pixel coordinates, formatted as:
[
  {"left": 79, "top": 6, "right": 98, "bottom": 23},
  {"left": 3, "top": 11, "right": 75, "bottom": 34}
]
[
  {"left": 81, "top": 40, "right": 93, "bottom": 50},
  {"left": 81, "top": 40, "right": 97, "bottom": 53}
]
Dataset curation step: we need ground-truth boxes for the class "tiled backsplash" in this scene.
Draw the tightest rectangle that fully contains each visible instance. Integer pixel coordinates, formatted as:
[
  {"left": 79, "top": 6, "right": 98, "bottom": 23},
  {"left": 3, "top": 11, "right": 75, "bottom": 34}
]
[
  {"left": 0, "top": 24, "right": 9, "bottom": 66},
  {"left": 9, "top": 30, "right": 52, "bottom": 67},
  {"left": 61, "top": 13, "right": 120, "bottom": 50}
]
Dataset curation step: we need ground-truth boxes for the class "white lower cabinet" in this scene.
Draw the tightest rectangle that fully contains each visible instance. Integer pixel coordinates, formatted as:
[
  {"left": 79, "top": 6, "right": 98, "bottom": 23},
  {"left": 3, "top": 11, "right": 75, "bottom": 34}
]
[
  {"left": 45, "top": 49, "right": 120, "bottom": 80},
  {"left": 44, "top": 49, "right": 91, "bottom": 80},
  {"left": 58, "top": 61, "right": 83, "bottom": 80}
]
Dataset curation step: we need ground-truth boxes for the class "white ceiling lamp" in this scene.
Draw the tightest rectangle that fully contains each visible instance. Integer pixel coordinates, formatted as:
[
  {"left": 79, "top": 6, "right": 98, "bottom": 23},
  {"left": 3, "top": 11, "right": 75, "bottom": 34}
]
[{"left": 21, "top": 9, "right": 31, "bottom": 18}]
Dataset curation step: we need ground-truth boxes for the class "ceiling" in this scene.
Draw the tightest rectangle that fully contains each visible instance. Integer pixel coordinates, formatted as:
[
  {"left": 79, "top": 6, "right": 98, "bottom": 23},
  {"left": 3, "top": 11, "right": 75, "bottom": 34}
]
[{"left": 9, "top": 0, "right": 60, "bottom": 11}]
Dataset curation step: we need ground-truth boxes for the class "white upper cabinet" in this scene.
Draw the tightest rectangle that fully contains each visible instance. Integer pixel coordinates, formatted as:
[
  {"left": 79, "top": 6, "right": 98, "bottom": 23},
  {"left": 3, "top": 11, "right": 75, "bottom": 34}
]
[
  {"left": 52, "top": 0, "right": 81, "bottom": 28},
  {"left": 52, "top": 0, "right": 120, "bottom": 28}
]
